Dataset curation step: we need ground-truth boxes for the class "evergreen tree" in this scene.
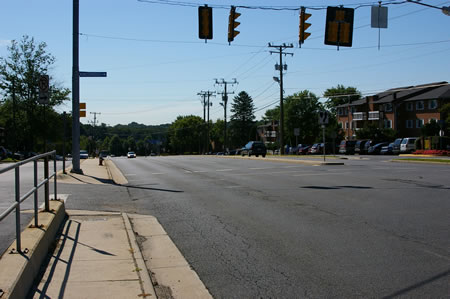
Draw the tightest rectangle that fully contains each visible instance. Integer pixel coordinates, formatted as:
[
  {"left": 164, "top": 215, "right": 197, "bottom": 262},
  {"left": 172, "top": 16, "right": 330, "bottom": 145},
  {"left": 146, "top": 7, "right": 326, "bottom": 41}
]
[{"left": 230, "top": 91, "right": 256, "bottom": 147}]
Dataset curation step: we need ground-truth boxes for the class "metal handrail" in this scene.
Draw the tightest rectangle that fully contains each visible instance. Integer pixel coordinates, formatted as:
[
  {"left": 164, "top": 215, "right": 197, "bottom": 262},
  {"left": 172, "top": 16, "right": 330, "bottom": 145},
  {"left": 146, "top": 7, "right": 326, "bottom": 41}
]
[{"left": 0, "top": 150, "right": 58, "bottom": 253}]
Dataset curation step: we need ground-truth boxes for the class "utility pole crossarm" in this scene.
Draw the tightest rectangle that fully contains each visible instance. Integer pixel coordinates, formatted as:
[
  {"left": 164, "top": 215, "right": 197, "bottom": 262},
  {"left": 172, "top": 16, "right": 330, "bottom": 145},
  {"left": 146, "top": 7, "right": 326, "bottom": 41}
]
[{"left": 214, "top": 79, "right": 238, "bottom": 152}]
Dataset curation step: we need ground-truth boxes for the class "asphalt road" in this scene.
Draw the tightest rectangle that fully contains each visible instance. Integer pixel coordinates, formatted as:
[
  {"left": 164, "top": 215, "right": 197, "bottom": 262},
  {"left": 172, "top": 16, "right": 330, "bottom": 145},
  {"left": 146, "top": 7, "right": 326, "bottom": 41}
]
[
  {"left": 1, "top": 155, "right": 449, "bottom": 298},
  {"left": 110, "top": 155, "right": 449, "bottom": 298}
]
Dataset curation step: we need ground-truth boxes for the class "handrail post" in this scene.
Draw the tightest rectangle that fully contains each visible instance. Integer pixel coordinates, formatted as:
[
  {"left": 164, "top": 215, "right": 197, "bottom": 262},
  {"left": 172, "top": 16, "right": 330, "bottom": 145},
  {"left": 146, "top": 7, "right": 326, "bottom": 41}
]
[
  {"left": 54, "top": 153, "right": 57, "bottom": 201},
  {"left": 15, "top": 167, "right": 21, "bottom": 252},
  {"left": 34, "top": 160, "right": 39, "bottom": 227},
  {"left": 44, "top": 156, "right": 49, "bottom": 212}
]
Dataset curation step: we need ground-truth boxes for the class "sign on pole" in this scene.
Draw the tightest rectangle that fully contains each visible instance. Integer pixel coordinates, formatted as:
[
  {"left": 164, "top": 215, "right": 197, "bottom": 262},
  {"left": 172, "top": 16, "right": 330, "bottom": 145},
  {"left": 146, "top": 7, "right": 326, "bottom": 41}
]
[
  {"left": 79, "top": 71, "right": 107, "bottom": 78},
  {"left": 318, "top": 111, "right": 329, "bottom": 125},
  {"left": 38, "top": 74, "right": 49, "bottom": 104},
  {"left": 294, "top": 128, "right": 300, "bottom": 136}
]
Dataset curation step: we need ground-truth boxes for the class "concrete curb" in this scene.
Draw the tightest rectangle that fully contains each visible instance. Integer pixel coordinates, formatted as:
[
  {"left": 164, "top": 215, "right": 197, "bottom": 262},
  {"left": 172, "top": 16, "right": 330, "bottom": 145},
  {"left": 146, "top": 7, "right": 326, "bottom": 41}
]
[
  {"left": 122, "top": 213, "right": 157, "bottom": 298},
  {"left": 0, "top": 200, "right": 66, "bottom": 299},
  {"left": 105, "top": 159, "right": 128, "bottom": 185}
]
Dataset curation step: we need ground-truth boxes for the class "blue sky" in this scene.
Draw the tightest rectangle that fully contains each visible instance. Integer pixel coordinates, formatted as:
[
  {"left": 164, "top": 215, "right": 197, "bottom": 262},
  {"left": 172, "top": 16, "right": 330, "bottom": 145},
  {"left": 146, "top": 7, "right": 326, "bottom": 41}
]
[{"left": 1, "top": 0, "right": 449, "bottom": 126}]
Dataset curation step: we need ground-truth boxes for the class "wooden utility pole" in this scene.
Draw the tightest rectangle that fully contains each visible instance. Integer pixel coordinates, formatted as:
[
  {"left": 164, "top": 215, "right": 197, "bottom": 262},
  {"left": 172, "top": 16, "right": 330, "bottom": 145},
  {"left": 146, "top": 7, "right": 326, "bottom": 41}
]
[
  {"left": 269, "top": 43, "right": 293, "bottom": 155},
  {"left": 215, "top": 79, "right": 237, "bottom": 152}
]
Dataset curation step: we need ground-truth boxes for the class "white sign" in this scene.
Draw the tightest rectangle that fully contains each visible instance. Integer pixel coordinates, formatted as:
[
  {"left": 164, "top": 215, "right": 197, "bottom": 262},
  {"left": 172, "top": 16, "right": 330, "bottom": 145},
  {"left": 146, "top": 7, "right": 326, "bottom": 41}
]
[{"left": 318, "top": 111, "right": 329, "bottom": 125}]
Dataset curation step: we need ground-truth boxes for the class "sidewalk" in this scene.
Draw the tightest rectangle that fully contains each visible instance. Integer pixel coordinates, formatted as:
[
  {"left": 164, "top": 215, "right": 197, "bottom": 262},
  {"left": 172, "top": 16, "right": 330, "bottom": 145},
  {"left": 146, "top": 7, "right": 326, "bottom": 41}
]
[{"left": 0, "top": 158, "right": 211, "bottom": 299}]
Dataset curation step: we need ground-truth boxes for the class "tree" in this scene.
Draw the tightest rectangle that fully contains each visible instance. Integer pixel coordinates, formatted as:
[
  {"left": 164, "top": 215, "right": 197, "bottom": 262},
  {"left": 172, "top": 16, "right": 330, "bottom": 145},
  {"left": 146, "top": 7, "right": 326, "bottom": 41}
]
[
  {"left": 210, "top": 119, "right": 224, "bottom": 152},
  {"left": 230, "top": 91, "right": 256, "bottom": 147},
  {"left": 168, "top": 115, "right": 204, "bottom": 154},
  {"left": 284, "top": 90, "right": 322, "bottom": 145},
  {"left": 323, "top": 85, "right": 361, "bottom": 114},
  {"left": 355, "top": 122, "right": 396, "bottom": 141},
  {"left": 109, "top": 135, "right": 122, "bottom": 156},
  {"left": 440, "top": 102, "right": 450, "bottom": 136},
  {"left": 0, "top": 35, "right": 70, "bottom": 152}
]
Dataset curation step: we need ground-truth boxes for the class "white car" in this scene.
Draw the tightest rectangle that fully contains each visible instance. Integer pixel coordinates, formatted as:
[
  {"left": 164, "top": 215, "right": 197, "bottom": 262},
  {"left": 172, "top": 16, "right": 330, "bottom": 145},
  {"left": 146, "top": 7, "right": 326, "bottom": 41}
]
[
  {"left": 80, "top": 150, "right": 89, "bottom": 159},
  {"left": 400, "top": 138, "right": 417, "bottom": 153},
  {"left": 127, "top": 151, "right": 136, "bottom": 158}
]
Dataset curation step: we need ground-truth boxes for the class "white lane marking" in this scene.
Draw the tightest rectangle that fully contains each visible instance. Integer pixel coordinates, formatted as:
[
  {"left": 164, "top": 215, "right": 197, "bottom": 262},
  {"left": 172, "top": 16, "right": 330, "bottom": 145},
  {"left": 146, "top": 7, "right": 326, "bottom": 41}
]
[
  {"left": 184, "top": 170, "right": 193, "bottom": 173},
  {"left": 216, "top": 169, "right": 233, "bottom": 172},
  {"left": 225, "top": 186, "right": 243, "bottom": 189},
  {"left": 151, "top": 172, "right": 166, "bottom": 175},
  {"left": 193, "top": 170, "right": 208, "bottom": 173},
  {"left": 249, "top": 167, "right": 272, "bottom": 170}
]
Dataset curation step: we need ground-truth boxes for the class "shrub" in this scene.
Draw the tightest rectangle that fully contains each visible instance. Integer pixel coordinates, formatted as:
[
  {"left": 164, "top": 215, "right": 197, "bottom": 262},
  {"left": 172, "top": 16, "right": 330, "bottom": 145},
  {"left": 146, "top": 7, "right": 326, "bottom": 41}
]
[{"left": 413, "top": 150, "right": 450, "bottom": 156}]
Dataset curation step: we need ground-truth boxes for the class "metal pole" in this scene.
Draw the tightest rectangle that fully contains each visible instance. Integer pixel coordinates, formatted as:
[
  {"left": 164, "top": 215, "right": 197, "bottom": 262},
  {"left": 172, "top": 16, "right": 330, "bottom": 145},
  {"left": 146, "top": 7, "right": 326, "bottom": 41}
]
[
  {"left": 207, "top": 93, "right": 211, "bottom": 154},
  {"left": 34, "top": 160, "right": 38, "bottom": 227},
  {"left": 15, "top": 167, "right": 21, "bottom": 252},
  {"left": 44, "top": 157, "right": 49, "bottom": 211},
  {"left": 224, "top": 84, "right": 228, "bottom": 152},
  {"left": 323, "top": 125, "right": 326, "bottom": 162},
  {"left": 72, "top": 0, "right": 82, "bottom": 173},
  {"left": 63, "top": 112, "right": 66, "bottom": 174},
  {"left": 54, "top": 153, "right": 57, "bottom": 201}
]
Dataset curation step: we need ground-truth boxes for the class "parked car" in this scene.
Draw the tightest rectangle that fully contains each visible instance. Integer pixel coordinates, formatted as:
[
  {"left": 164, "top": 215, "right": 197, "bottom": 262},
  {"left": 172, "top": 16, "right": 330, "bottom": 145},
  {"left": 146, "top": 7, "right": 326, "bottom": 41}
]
[
  {"left": 80, "top": 150, "right": 89, "bottom": 159},
  {"left": 241, "top": 141, "right": 267, "bottom": 157},
  {"left": 400, "top": 137, "right": 417, "bottom": 153},
  {"left": 368, "top": 142, "right": 390, "bottom": 154},
  {"left": 309, "top": 143, "right": 321, "bottom": 154},
  {"left": 392, "top": 138, "right": 403, "bottom": 155},
  {"left": 362, "top": 140, "right": 382, "bottom": 155},
  {"left": 319, "top": 143, "right": 335, "bottom": 154},
  {"left": 298, "top": 144, "right": 311, "bottom": 155},
  {"left": 354, "top": 140, "right": 368, "bottom": 155},
  {"left": 339, "top": 140, "right": 357, "bottom": 155},
  {"left": 380, "top": 143, "right": 394, "bottom": 155},
  {"left": 127, "top": 151, "right": 136, "bottom": 158}
]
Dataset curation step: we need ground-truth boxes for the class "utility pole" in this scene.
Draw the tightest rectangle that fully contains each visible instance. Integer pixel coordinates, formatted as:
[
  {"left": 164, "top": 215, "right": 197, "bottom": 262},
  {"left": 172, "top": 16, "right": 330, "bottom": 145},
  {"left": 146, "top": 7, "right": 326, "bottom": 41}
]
[
  {"left": 90, "top": 111, "right": 101, "bottom": 127},
  {"left": 269, "top": 43, "right": 293, "bottom": 155},
  {"left": 198, "top": 91, "right": 216, "bottom": 154},
  {"left": 215, "top": 78, "right": 238, "bottom": 152},
  {"left": 198, "top": 92, "right": 208, "bottom": 154}
]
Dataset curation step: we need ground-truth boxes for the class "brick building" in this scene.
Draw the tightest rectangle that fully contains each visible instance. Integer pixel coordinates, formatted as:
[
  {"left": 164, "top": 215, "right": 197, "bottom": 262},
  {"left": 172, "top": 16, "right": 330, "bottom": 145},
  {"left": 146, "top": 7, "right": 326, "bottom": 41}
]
[{"left": 336, "top": 82, "right": 449, "bottom": 140}]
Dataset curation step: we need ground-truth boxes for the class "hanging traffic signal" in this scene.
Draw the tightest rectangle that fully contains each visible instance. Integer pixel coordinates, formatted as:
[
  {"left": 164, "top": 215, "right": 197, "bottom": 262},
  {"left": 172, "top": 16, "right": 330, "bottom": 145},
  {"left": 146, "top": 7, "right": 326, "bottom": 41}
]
[
  {"left": 324, "top": 7, "right": 354, "bottom": 48},
  {"left": 198, "top": 5, "right": 213, "bottom": 40},
  {"left": 299, "top": 7, "right": 311, "bottom": 47},
  {"left": 228, "top": 6, "right": 241, "bottom": 43}
]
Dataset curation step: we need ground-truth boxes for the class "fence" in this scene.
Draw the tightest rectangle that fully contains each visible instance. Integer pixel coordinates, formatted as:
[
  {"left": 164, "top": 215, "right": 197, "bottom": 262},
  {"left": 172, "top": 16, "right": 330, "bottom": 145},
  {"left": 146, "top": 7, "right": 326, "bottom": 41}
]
[{"left": 0, "top": 151, "right": 58, "bottom": 253}]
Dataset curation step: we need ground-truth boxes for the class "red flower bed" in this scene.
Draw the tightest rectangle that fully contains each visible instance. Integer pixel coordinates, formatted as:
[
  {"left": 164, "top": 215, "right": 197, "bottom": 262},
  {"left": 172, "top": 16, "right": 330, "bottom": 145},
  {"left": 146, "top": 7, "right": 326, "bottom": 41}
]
[{"left": 413, "top": 150, "right": 450, "bottom": 156}]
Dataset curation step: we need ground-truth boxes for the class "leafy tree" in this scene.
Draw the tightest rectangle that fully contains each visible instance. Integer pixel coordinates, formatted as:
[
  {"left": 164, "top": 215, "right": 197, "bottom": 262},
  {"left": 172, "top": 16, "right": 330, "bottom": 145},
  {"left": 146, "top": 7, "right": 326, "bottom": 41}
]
[
  {"left": 323, "top": 85, "right": 361, "bottom": 113},
  {"left": 210, "top": 119, "right": 224, "bottom": 152},
  {"left": 356, "top": 122, "right": 396, "bottom": 141},
  {"left": 168, "top": 115, "right": 204, "bottom": 154},
  {"left": 440, "top": 102, "right": 450, "bottom": 135},
  {"left": 421, "top": 119, "right": 440, "bottom": 137},
  {"left": 284, "top": 90, "right": 322, "bottom": 145},
  {"left": 136, "top": 140, "right": 146, "bottom": 156},
  {"left": 109, "top": 135, "right": 122, "bottom": 156},
  {"left": 230, "top": 91, "right": 256, "bottom": 147},
  {"left": 0, "top": 35, "right": 70, "bottom": 152}
]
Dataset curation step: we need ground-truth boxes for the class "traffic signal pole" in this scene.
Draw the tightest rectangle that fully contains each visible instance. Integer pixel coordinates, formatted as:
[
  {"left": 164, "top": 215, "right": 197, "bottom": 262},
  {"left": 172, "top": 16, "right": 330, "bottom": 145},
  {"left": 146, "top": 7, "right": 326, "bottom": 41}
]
[{"left": 72, "top": 0, "right": 82, "bottom": 174}]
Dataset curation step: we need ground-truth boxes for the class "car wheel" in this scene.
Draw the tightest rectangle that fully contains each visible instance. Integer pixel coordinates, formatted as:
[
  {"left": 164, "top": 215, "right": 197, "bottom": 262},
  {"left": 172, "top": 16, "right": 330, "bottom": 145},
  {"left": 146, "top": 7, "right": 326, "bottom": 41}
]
[
  {"left": 256, "top": 155, "right": 259, "bottom": 157},
  {"left": 262, "top": 154, "right": 266, "bottom": 158}
]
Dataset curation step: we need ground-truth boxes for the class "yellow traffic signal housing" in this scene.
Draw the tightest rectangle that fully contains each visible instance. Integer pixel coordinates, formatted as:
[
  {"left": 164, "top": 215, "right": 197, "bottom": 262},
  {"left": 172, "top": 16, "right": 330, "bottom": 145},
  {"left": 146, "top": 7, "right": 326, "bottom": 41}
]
[
  {"left": 79, "top": 102, "right": 86, "bottom": 110},
  {"left": 228, "top": 6, "right": 241, "bottom": 43},
  {"left": 198, "top": 5, "right": 213, "bottom": 40},
  {"left": 324, "top": 7, "right": 354, "bottom": 47},
  {"left": 79, "top": 110, "right": 86, "bottom": 118},
  {"left": 299, "top": 7, "right": 311, "bottom": 46}
]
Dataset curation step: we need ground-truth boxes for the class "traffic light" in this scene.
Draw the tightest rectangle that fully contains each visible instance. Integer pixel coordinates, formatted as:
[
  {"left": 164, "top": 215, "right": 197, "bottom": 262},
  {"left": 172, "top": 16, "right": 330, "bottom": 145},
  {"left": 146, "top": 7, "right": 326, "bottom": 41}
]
[
  {"left": 228, "top": 6, "right": 241, "bottom": 43},
  {"left": 198, "top": 5, "right": 213, "bottom": 40},
  {"left": 324, "top": 7, "right": 354, "bottom": 48},
  {"left": 80, "top": 102, "right": 86, "bottom": 118},
  {"left": 299, "top": 7, "right": 311, "bottom": 46}
]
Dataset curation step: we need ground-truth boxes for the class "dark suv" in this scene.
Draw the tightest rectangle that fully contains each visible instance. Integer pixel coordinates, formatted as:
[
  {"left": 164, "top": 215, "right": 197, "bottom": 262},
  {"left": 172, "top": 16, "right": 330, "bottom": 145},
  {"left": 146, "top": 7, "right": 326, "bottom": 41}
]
[{"left": 241, "top": 141, "right": 267, "bottom": 157}]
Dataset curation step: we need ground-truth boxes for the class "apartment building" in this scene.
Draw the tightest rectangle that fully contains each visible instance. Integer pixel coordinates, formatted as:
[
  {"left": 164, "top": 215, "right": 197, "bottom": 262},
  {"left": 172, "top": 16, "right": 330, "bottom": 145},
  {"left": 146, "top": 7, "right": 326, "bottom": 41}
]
[{"left": 336, "top": 82, "right": 449, "bottom": 139}]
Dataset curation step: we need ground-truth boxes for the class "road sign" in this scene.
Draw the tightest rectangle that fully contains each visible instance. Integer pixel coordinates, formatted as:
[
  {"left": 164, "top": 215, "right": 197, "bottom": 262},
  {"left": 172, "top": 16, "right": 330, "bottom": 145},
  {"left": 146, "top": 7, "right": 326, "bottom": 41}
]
[
  {"left": 318, "top": 111, "right": 329, "bottom": 125},
  {"left": 294, "top": 128, "right": 300, "bottom": 136},
  {"left": 38, "top": 74, "right": 49, "bottom": 104},
  {"left": 79, "top": 71, "right": 107, "bottom": 77}
]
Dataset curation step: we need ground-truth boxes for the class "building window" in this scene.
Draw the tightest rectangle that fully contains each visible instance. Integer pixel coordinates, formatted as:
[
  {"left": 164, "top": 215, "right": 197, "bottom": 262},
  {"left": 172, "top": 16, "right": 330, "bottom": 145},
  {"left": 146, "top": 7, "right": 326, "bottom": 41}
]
[
  {"left": 338, "top": 122, "right": 343, "bottom": 128},
  {"left": 385, "top": 103, "right": 393, "bottom": 112},
  {"left": 406, "top": 102, "right": 413, "bottom": 111},
  {"left": 428, "top": 99, "right": 438, "bottom": 110},
  {"left": 416, "top": 101, "right": 424, "bottom": 110},
  {"left": 345, "top": 122, "right": 349, "bottom": 129},
  {"left": 384, "top": 119, "right": 392, "bottom": 128},
  {"left": 406, "top": 120, "right": 413, "bottom": 128},
  {"left": 416, "top": 119, "right": 424, "bottom": 128}
]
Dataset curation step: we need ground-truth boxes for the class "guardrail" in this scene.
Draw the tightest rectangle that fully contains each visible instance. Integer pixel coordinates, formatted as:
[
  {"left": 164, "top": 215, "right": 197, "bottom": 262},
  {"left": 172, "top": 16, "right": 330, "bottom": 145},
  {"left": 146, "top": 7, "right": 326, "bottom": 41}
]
[{"left": 0, "top": 151, "right": 59, "bottom": 253}]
